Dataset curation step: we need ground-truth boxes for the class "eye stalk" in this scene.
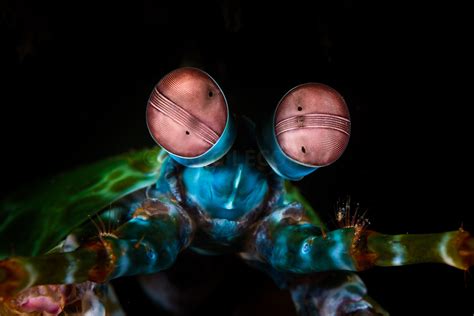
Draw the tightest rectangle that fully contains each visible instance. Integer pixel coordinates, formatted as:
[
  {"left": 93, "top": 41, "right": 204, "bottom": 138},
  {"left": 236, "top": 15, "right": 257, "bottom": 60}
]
[
  {"left": 257, "top": 83, "right": 351, "bottom": 180},
  {"left": 146, "top": 67, "right": 236, "bottom": 167}
]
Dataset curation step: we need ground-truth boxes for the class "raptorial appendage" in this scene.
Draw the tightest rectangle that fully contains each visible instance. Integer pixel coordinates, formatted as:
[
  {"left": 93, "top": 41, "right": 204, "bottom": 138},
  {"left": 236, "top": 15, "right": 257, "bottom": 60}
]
[
  {"left": 242, "top": 202, "right": 472, "bottom": 315},
  {"left": 253, "top": 202, "right": 474, "bottom": 274},
  {"left": 0, "top": 197, "right": 194, "bottom": 301}
]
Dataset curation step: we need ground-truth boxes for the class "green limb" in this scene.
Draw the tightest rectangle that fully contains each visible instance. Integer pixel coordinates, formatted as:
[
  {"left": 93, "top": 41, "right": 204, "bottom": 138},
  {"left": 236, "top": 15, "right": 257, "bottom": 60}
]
[
  {"left": 0, "top": 197, "right": 194, "bottom": 298},
  {"left": 255, "top": 203, "right": 473, "bottom": 273},
  {"left": 0, "top": 248, "right": 99, "bottom": 299},
  {"left": 364, "top": 229, "right": 474, "bottom": 270}
]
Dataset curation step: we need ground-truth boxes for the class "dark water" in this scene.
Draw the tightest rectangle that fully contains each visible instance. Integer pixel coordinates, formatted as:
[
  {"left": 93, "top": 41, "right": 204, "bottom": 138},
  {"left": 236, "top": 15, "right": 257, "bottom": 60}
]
[{"left": 1, "top": 1, "right": 473, "bottom": 315}]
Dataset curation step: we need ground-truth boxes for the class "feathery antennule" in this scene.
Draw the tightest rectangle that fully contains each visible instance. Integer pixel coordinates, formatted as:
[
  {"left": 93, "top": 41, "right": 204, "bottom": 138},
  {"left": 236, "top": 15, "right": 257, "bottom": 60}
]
[
  {"left": 96, "top": 215, "right": 107, "bottom": 237},
  {"left": 335, "top": 197, "right": 370, "bottom": 238},
  {"left": 88, "top": 215, "right": 104, "bottom": 242},
  {"left": 87, "top": 213, "right": 118, "bottom": 241}
]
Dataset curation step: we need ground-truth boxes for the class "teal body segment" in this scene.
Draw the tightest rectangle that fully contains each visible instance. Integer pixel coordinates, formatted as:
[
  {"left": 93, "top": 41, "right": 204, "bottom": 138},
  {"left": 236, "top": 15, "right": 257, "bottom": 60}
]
[{"left": 182, "top": 150, "right": 268, "bottom": 220}]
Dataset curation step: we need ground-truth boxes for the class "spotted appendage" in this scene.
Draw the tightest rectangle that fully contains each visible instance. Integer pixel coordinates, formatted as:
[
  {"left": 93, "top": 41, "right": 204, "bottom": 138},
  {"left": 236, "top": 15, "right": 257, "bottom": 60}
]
[
  {"left": 250, "top": 203, "right": 474, "bottom": 273},
  {"left": 0, "top": 197, "right": 194, "bottom": 298}
]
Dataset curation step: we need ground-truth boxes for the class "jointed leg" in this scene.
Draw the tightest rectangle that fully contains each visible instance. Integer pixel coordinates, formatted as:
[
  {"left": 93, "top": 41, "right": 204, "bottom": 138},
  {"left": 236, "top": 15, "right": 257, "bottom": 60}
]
[
  {"left": 250, "top": 202, "right": 473, "bottom": 274},
  {"left": 243, "top": 202, "right": 473, "bottom": 315},
  {"left": 0, "top": 197, "right": 194, "bottom": 298}
]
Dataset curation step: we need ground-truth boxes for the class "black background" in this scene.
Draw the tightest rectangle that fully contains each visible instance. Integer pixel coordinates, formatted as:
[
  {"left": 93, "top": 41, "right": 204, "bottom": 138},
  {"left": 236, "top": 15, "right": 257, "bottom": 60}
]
[{"left": 1, "top": 1, "right": 473, "bottom": 315}]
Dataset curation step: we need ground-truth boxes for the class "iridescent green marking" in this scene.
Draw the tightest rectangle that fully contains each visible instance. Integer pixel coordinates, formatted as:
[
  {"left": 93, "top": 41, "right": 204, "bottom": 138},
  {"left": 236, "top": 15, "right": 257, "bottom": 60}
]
[
  {"left": 366, "top": 230, "right": 474, "bottom": 270},
  {"left": 110, "top": 176, "right": 142, "bottom": 193},
  {"left": 0, "top": 147, "right": 164, "bottom": 259}
]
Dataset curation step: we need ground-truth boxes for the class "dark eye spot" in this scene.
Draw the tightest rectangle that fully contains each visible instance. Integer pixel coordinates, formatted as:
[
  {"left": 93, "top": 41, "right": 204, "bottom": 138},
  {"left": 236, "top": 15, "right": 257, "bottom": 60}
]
[
  {"left": 301, "top": 146, "right": 306, "bottom": 153},
  {"left": 185, "top": 131, "right": 190, "bottom": 135},
  {"left": 297, "top": 106, "right": 303, "bottom": 111},
  {"left": 208, "top": 91, "right": 214, "bottom": 97}
]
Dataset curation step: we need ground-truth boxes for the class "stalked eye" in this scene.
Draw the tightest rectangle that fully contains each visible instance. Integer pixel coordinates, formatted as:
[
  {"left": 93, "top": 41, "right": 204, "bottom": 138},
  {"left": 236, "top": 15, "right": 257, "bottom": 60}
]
[
  {"left": 256, "top": 83, "right": 350, "bottom": 180},
  {"left": 274, "top": 83, "right": 350, "bottom": 167},
  {"left": 146, "top": 67, "right": 236, "bottom": 167}
]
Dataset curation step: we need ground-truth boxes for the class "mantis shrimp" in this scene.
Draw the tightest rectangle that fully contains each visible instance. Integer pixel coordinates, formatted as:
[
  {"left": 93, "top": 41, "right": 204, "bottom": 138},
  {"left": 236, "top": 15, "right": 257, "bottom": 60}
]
[{"left": 0, "top": 67, "right": 472, "bottom": 315}]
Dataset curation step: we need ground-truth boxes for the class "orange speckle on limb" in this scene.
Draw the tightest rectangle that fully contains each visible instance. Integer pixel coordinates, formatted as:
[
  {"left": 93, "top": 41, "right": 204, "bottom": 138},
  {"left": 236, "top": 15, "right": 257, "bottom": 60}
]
[
  {"left": 85, "top": 240, "right": 116, "bottom": 283},
  {"left": 134, "top": 235, "right": 146, "bottom": 249}
]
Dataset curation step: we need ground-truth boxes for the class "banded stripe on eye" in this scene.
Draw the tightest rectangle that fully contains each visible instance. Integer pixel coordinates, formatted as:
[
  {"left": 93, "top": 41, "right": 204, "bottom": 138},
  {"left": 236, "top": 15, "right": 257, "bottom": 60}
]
[
  {"left": 274, "top": 83, "right": 351, "bottom": 167},
  {"left": 146, "top": 68, "right": 229, "bottom": 160}
]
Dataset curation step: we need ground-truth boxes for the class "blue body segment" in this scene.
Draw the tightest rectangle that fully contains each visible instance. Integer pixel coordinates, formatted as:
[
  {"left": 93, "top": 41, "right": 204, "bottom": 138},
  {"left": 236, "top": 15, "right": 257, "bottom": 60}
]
[
  {"left": 257, "top": 118, "right": 318, "bottom": 181},
  {"left": 182, "top": 150, "right": 269, "bottom": 220}
]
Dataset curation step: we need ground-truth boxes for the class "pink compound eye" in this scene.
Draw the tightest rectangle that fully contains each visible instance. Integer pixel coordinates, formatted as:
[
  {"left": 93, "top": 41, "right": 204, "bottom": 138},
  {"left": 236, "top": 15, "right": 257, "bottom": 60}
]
[
  {"left": 146, "top": 68, "right": 228, "bottom": 159},
  {"left": 274, "top": 83, "right": 351, "bottom": 167}
]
